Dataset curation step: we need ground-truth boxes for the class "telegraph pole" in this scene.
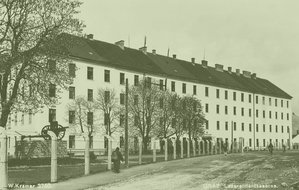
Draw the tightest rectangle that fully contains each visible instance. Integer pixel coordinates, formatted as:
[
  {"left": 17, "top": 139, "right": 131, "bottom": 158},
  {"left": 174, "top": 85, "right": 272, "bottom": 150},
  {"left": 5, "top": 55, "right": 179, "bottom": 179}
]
[{"left": 125, "top": 78, "right": 129, "bottom": 167}]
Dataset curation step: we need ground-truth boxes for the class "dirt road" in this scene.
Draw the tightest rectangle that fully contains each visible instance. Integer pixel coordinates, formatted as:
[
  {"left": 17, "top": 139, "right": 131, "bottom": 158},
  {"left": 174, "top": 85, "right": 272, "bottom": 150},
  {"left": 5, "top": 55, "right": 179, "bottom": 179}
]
[{"left": 90, "top": 151, "right": 299, "bottom": 190}]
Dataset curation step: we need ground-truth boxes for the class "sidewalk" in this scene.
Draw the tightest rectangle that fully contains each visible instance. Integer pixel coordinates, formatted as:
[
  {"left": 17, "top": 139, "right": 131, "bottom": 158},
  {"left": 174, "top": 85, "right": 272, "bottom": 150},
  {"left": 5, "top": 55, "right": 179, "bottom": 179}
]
[{"left": 22, "top": 157, "right": 189, "bottom": 190}]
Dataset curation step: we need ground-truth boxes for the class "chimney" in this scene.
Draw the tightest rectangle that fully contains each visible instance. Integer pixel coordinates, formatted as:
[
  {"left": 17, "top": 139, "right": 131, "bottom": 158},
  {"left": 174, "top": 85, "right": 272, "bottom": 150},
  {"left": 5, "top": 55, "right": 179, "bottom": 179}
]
[
  {"left": 191, "top": 58, "right": 195, "bottom": 64},
  {"left": 139, "top": 46, "right": 147, "bottom": 54},
  {"left": 236, "top": 69, "right": 240, "bottom": 76},
  {"left": 172, "top": 54, "right": 176, "bottom": 59},
  {"left": 202, "top": 60, "right": 208, "bottom": 68},
  {"left": 228, "top": 67, "right": 232, "bottom": 73},
  {"left": 87, "top": 34, "right": 94, "bottom": 40},
  {"left": 215, "top": 64, "right": 224, "bottom": 72},
  {"left": 115, "top": 40, "right": 125, "bottom": 50},
  {"left": 243, "top": 70, "right": 251, "bottom": 78},
  {"left": 152, "top": 49, "right": 156, "bottom": 55},
  {"left": 251, "top": 73, "right": 257, "bottom": 79}
]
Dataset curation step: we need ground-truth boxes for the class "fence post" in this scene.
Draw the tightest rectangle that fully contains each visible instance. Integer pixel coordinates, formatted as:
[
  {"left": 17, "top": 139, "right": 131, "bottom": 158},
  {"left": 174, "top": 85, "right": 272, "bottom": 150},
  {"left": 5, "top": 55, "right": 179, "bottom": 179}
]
[
  {"left": 192, "top": 139, "right": 196, "bottom": 157},
  {"left": 172, "top": 138, "right": 176, "bottom": 160},
  {"left": 164, "top": 138, "right": 168, "bottom": 161},
  {"left": 0, "top": 127, "right": 8, "bottom": 190},
  {"left": 47, "top": 131, "right": 57, "bottom": 183},
  {"left": 105, "top": 135, "right": 113, "bottom": 170},
  {"left": 153, "top": 138, "right": 156, "bottom": 162},
  {"left": 198, "top": 140, "right": 201, "bottom": 156},
  {"left": 84, "top": 133, "right": 90, "bottom": 175},
  {"left": 138, "top": 137, "right": 142, "bottom": 165},
  {"left": 180, "top": 137, "right": 184, "bottom": 158},
  {"left": 187, "top": 138, "right": 190, "bottom": 158}
]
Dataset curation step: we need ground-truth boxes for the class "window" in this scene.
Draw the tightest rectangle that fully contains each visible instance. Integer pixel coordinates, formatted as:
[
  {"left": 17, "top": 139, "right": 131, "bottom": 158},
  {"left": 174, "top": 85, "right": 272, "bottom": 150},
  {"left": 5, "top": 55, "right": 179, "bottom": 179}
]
[
  {"left": 205, "top": 103, "right": 209, "bottom": 113},
  {"left": 249, "top": 124, "right": 252, "bottom": 132},
  {"left": 287, "top": 101, "right": 289, "bottom": 108},
  {"left": 225, "top": 90, "right": 228, "bottom": 100},
  {"left": 269, "top": 111, "right": 272, "bottom": 119},
  {"left": 233, "top": 92, "right": 236, "bottom": 101},
  {"left": 256, "top": 139, "right": 259, "bottom": 147},
  {"left": 262, "top": 97, "right": 265, "bottom": 105},
  {"left": 69, "top": 136, "right": 75, "bottom": 148},
  {"left": 225, "top": 106, "right": 228, "bottom": 115},
  {"left": 29, "top": 110, "right": 32, "bottom": 124},
  {"left": 233, "top": 106, "right": 236, "bottom": 115},
  {"left": 216, "top": 105, "right": 220, "bottom": 114},
  {"left": 241, "top": 93, "right": 244, "bottom": 102},
  {"left": 249, "top": 94, "right": 252, "bottom": 103},
  {"left": 256, "top": 96, "right": 258, "bottom": 104},
  {"left": 182, "top": 83, "right": 186, "bottom": 94},
  {"left": 104, "top": 70, "right": 110, "bottom": 82},
  {"left": 171, "top": 81, "right": 175, "bottom": 92},
  {"left": 205, "top": 120, "right": 209, "bottom": 129},
  {"left": 233, "top": 122, "right": 236, "bottom": 131},
  {"left": 49, "top": 109, "right": 56, "bottom": 122},
  {"left": 217, "top": 121, "right": 220, "bottom": 130},
  {"left": 69, "top": 111, "right": 75, "bottom": 124},
  {"left": 87, "top": 112, "right": 93, "bottom": 125},
  {"left": 88, "top": 89, "right": 93, "bottom": 101},
  {"left": 241, "top": 108, "right": 244, "bottom": 116},
  {"left": 146, "top": 77, "right": 151, "bottom": 88},
  {"left": 281, "top": 125, "right": 284, "bottom": 133},
  {"left": 281, "top": 100, "right": 283, "bottom": 107},
  {"left": 120, "top": 73, "right": 125, "bottom": 85},
  {"left": 87, "top": 67, "right": 93, "bottom": 80},
  {"left": 269, "top": 98, "right": 272, "bottom": 106},
  {"left": 263, "top": 110, "right": 265, "bottom": 118},
  {"left": 287, "top": 126, "right": 290, "bottom": 133},
  {"left": 120, "top": 114, "right": 125, "bottom": 126},
  {"left": 225, "top": 122, "right": 228, "bottom": 130},
  {"left": 249, "top": 139, "right": 252, "bottom": 147},
  {"left": 275, "top": 125, "right": 278, "bottom": 133},
  {"left": 241, "top": 123, "right": 244, "bottom": 131},
  {"left": 104, "top": 91, "right": 110, "bottom": 103},
  {"left": 275, "top": 112, "right": 278, "bottom": 119},
  {"left": 256, "top": 110, "right": 259, "bottom": 118},
  {"left": 216, "top": 89, "right": 220, "bottom": 98},
  {"left": 287, "top": 113, "right": 289, "bottom": 120},
  {"left": 49, "top": 84, "right": 56, "bottom": 97},
  {"left": 48, "top": 59, "right": 56, "bottom": 73},
  {"left": 69, "top": 86, "right": 75, "bottom": 99},
  {"left": 193, "top": 85, "right": 197, "bottom": 95},
  {"left": 120, "top": 93, "right": 125, "bottom": 105},
  {"left": 275, "top": 99, "right": 277, "bottom": 107},
  {"left": 134, "top": 75, "right": 139, "bottom": 86},
  {"left": 263, "top": 124, "right": 265, "bottom": 132},
  {"left": 69, "top": 63, "right": 76, "bottom": 77},
  {"left": 134, "top": 95, "right": 138, "bottom": 105},
  {"left": 269, "top": 125, "right": 272, "bottom": 132},
  {"left": 205, "top": 87, "right": 209, "bottom": 97},
  {"left": 281, "top": 112, "right": 283, "bottom": 120},
  {"left": 160, "top": 80, "right": 164, "bottom": 90}
]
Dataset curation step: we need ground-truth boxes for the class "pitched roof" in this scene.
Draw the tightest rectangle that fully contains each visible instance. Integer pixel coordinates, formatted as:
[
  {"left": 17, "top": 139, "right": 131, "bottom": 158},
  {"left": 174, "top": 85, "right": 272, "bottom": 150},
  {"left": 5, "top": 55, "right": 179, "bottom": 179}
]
[{"left": 61, "top": 33, "right": 292, "bottom": 99}]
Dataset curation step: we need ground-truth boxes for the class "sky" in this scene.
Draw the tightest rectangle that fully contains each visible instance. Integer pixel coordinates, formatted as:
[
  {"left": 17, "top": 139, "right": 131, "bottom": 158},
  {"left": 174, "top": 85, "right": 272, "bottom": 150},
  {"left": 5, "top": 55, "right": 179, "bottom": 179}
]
[{"left": 78, "top": 0, "right": 299, "bottom": 114}]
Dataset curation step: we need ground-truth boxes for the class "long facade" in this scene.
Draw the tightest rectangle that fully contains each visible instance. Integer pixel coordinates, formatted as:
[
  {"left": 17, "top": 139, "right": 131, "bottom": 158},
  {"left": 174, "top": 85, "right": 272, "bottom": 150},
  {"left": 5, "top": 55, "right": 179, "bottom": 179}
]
[{"left": 5, "top": 34, "right": 292, "bottom": 156}]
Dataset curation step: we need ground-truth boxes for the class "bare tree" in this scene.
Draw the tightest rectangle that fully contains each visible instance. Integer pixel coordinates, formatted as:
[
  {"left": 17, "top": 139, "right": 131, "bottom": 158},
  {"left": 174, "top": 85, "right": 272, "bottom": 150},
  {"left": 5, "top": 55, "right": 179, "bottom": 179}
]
[
  {"left": 95, "top": 88, "right": 123, "bottom": 136},
  {"left": 0, "top": 0, "right": 84, "bottom": 128},
  {"left": 67, "top": 96, "right": 96, "bottom": 138},
  {"left": 128, "top": 79, "right": 162, "bottom": 153}
]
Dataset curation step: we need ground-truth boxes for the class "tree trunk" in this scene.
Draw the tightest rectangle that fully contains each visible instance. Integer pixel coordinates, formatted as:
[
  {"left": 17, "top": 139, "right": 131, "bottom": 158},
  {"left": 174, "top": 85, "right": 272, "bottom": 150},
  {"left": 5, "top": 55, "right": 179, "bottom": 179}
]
[
  {"left": 143, "top": 137, "right": 149, "bottom": 153},
  {"left": 0, "top": 108, "right": 9, "bottom": 128}
]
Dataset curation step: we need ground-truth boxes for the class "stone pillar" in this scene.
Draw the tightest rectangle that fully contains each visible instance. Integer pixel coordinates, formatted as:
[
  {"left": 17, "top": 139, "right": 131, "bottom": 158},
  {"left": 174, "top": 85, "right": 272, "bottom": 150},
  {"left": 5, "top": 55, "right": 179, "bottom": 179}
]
[
  {"left": 105, "top": 135, "right": 112, "bottom": 170},
  {"left": 164, "top": 138, "right": 168, "bottom": 161},
  {"left": 0, "top": 128, "right": 8, "bottom": 190},
  {"left": 180, "top": 138, "right": 184, "bottom": 158},
  {"left": 138, "top": 137, "right": 142, "bottom": 165},
  {"left": 153, "top": 139, "right": 156, "bottom": 162},
  {"left": 48, "top": 131, "right": 57, "bottom": 183},
  {"left": 187, "top": 138, "right": 190, "bottom": 158},
  {"left": 84, "top": 134, "right": 90, "bottom": 175},
  {"left": 192, "top": 139, "right": 196, "bottom": 156},
  {"left": 172, "top": 138, "right": 176, "bottom": 160}
]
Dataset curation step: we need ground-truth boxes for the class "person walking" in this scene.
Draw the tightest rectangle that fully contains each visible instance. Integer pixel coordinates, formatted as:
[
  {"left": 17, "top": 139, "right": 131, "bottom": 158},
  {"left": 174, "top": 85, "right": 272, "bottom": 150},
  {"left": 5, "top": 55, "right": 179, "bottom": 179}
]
[
  {"left": 111, "top": 147, "right": 124, "bottom": 173},
  {"left": 268, "top": 142, "right": 273, "bottom": 155}
]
